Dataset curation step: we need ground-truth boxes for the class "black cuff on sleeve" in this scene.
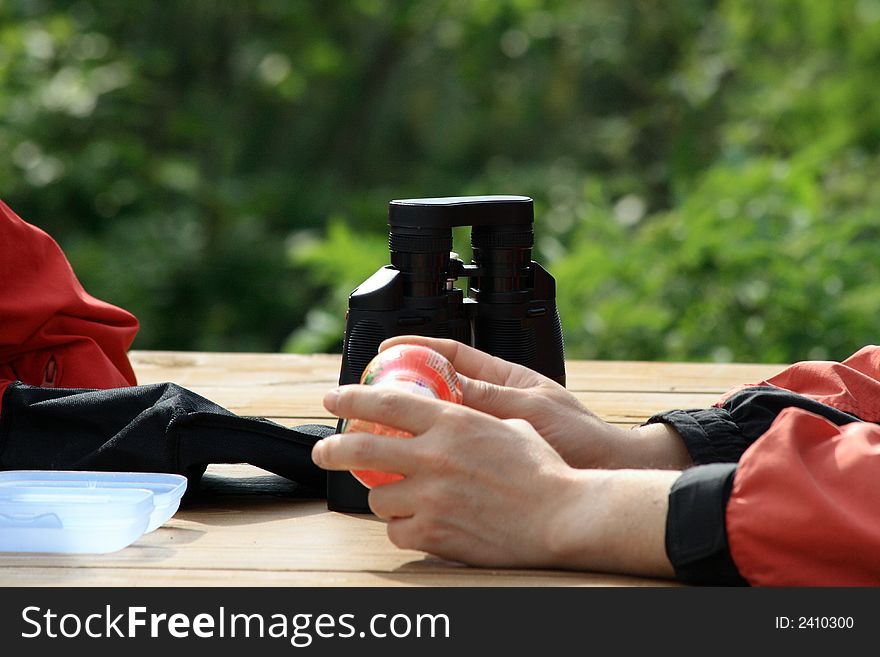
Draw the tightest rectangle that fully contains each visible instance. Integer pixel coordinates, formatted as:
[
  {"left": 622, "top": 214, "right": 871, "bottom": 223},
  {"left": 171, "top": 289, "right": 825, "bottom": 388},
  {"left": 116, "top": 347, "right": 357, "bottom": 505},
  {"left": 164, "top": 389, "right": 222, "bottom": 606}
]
[
  {"left": 646, "top": 408, "right": 750, "bottom": 464},
  {"left": 665, "top": 463, "right": 747, "bottom": 586},
  {"left": 646, "top": 386, "right": 862, "bottom": 466}
]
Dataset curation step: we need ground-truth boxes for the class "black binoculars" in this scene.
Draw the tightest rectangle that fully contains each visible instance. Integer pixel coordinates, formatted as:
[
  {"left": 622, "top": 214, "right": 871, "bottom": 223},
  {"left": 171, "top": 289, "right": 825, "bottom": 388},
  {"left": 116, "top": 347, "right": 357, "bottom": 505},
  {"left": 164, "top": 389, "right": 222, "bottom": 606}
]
[{"left": 328, "top": 195, "right": 566, "bottom": 512}]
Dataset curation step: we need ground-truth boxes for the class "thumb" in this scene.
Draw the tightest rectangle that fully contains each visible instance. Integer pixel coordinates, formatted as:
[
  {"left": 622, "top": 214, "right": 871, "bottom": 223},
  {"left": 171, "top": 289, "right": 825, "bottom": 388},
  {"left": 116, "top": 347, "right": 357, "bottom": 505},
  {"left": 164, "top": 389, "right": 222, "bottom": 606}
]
[{"left": 459, "top": 375, "right": 532, "bottom": 419}]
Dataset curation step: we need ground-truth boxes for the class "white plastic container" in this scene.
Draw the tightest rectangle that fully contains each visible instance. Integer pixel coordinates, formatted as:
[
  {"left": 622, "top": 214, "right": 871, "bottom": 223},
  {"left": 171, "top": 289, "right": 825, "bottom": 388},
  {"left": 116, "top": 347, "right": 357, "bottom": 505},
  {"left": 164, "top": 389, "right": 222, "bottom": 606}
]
[{"left": 0, "top": 471, "right": 187, "bottom": 553}]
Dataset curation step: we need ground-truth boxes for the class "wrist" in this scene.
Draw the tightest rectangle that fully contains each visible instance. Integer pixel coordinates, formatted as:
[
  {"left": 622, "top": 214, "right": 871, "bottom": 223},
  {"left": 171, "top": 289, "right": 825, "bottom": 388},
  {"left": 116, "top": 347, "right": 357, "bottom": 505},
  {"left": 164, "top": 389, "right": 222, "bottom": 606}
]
[
  {"left": 586, "top": 422, "right": 693, "bottom": 470},
  {"left": 561, "top": 417, "right": 631, "bottom": 469},
  {"left": 543, "top": 469, "right": 612, "bottom": 568},
  {"left": 544, "top": 468, "right": 679, "bottom": 578},
  {"left": 627, "top": 423, "right": 693, "bottom": 469}
]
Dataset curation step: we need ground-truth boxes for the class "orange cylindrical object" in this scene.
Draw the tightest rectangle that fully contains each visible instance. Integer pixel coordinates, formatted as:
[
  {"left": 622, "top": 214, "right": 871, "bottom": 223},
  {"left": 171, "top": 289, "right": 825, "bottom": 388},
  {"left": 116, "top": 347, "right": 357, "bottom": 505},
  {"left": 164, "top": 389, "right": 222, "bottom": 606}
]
[{"left": 341, "top": 344, "right": 462, "bottom": 488}]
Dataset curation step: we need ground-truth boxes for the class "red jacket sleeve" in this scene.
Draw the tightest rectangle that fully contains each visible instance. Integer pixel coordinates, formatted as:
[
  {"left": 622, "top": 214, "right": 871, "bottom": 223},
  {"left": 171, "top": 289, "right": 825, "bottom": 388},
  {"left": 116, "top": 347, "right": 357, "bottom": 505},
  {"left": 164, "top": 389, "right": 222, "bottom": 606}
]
[
  {"left": 726, "top": 407, "right": 880, "bottom": 585},
  {"left": 717, "top": 345, "right": 880, "bottom": 421},
  {"left": 0, "top": 199, "right": 139, "bottom": 411}
]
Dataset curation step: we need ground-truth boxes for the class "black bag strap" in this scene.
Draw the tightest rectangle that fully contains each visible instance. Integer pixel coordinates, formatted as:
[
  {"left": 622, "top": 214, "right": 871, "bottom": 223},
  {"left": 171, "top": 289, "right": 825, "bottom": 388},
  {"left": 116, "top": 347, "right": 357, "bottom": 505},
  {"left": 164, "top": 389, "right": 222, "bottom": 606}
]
[
  {"left": 173, "top": 412, "right": 333, "bottom": 491},
  {"left": 0, "top": 381, "right": 335, "bottom": 496}
]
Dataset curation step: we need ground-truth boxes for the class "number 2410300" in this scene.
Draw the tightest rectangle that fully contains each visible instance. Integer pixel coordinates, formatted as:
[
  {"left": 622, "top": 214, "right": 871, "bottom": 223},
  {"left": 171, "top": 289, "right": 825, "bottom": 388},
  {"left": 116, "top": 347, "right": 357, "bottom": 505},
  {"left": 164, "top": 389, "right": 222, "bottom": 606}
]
[{"left": 776, "top": 617, "right": 854, "bottom": 629}]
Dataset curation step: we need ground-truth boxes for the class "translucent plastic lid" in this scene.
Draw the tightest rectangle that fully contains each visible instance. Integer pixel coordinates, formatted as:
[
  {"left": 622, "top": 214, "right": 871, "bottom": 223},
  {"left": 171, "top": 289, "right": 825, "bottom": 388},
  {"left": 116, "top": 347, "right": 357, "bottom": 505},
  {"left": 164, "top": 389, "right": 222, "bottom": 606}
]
[{"left": 0, "top": 471, "right": 187, "bottom": 554}]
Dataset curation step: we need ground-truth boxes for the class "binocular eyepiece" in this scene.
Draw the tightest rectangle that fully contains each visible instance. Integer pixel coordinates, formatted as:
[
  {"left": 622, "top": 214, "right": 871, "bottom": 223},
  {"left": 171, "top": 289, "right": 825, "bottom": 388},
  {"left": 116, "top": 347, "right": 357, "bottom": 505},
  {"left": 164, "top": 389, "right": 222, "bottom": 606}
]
[
  {"left": 388, "top": 196, "right": 535, "bottom": 301},
  {"left": 330, "top": 195, "right": 566, "bottom": 513}
]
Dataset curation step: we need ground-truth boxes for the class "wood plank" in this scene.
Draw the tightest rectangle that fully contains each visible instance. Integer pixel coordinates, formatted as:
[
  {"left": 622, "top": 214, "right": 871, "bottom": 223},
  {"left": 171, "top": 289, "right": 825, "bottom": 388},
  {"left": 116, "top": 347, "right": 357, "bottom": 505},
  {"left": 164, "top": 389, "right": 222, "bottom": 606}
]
[
  {"left": 0, "top": 464, "right": 676, "bottom": 585},
  {"left": 566, "top": 361, "right": 784, "bottom": 392},
  {"left": 0, "top": 567, "right": 676, "bottom": 587},
  {"left": 130, "top": 351, "right": 340, "bottom": 387},
  {"left": 0, "top": 500, "right": 484, "bottom": 575},
  {"left": 131, "top": 349, "right": 745, "bottom": 423},
  {"left": 0, "top": 497, "right": 661, "bottom": 582},
  {"left": 126, "top": 348, "right": 787, "bottom": 430},
  {"left": 130, "top": 351, "right": 786, "bottom": 394},
  {"left": 123, "top": 382, "right": 721, "bottom": 425}
]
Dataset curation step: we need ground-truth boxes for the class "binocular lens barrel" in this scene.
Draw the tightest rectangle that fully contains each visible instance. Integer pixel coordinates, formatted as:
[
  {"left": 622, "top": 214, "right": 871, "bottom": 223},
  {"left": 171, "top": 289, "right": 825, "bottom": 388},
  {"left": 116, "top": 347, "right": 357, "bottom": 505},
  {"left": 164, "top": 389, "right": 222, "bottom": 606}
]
[
  {"left": 471, "top": 224, "right": 534, "bottom": 297},
  {"left": 388, "top": 228, "right": 453, "bottom": 298}
]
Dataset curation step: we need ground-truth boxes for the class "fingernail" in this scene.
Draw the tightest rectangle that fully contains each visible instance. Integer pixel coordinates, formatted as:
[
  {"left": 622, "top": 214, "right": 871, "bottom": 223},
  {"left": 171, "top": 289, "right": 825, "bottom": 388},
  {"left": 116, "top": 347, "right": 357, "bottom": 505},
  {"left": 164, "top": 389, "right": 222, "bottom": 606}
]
[
  {"left": 324, "top": 388, "right": 341, "bottom": 412},
  {"left": 312, "top": 440, "right": 325, "bottom": 466}
]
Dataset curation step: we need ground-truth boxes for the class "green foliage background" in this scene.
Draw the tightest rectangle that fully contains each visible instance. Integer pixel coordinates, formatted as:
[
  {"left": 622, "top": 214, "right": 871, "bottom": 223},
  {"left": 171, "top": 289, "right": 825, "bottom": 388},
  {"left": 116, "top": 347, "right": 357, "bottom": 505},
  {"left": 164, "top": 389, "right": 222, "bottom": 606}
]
[{"left": 2, "top": 0, "right": 878, "bottom": 362}]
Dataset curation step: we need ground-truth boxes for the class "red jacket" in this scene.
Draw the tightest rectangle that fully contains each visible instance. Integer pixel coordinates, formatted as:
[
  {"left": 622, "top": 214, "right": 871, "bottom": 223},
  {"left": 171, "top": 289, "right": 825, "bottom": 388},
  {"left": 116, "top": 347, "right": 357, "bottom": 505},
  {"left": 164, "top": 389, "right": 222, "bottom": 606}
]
[
  {"left": 0, "top": 199, "right": 138, "bottom": 412},
  {"left": 725, "top": 346, "right": 880, "bottom": 585}
]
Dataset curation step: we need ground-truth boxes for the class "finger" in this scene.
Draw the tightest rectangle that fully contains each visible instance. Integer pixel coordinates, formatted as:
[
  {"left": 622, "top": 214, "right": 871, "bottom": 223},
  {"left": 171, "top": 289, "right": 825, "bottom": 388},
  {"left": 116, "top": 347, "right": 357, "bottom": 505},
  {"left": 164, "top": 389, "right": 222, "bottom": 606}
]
[
  {"left": 386, "top": 517, "right": 470, "bottom": 564},
  {"left": 458, "top": 374, "right": 535, "bottom": 417},
  {"left": 312, "top": 432, "right": 420, "bottom": 475},
  {"left": 324, "top": 384, "right": 448, "bottom": 435},
  {"left": 386, "top": 516, "right": 421, "bottom": 551},
  {"left": 380, "top": 336, "right": 540, "bottom": 388},
  {"left": 368, "top": 479, "right": 418, "bottom": 520}
]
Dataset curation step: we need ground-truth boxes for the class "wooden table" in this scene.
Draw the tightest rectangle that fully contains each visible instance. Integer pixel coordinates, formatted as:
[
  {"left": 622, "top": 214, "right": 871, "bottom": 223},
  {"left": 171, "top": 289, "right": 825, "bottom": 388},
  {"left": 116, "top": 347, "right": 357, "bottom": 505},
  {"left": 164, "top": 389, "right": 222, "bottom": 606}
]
[{"left": 0, "top": 352, "right": 784, "bottom": 587}]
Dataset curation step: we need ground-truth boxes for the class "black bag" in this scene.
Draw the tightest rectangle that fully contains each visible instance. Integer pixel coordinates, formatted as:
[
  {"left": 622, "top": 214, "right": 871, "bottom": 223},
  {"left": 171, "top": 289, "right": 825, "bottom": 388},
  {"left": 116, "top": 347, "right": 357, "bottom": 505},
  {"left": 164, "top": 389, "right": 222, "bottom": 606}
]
[{"left": 0, "top": 381, "right": 334, "bottom": 496}]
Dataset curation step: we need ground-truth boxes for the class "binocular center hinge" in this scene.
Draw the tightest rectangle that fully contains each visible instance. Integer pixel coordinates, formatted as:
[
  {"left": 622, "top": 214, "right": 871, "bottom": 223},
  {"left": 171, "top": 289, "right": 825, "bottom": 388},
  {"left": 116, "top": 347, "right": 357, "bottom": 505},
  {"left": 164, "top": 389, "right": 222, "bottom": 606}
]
[{"left": 448, "top": 257, "right": 482, "bottom": 280}]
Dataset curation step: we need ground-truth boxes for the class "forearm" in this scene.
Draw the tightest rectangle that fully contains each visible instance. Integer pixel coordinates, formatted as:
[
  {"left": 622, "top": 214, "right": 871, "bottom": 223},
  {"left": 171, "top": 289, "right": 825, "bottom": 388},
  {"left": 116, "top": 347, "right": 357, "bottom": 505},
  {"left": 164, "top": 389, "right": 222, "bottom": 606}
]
[
  {"left": 591, "top": 422, "right": 693, "bottom": 471},
  {"left": 548, "top": 468, "right": 681, "bottom": 578}
]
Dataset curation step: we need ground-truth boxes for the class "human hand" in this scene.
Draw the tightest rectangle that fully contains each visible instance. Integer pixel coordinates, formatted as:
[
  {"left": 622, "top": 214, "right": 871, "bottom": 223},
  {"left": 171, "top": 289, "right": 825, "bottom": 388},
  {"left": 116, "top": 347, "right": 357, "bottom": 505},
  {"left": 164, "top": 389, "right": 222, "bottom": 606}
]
[
  {"left": 314, "top": 384, "right": 579, "bottom": 567},
  {"left": 379, "top": 336, "right": 692, "bottom": 471},
  {"left": 313, "top": 383, "right": 678, "bottom": 576},
  {"left": 378, "top": 336, "right": 621, "bottom": 469}
]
